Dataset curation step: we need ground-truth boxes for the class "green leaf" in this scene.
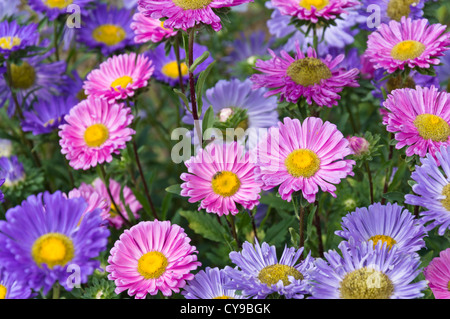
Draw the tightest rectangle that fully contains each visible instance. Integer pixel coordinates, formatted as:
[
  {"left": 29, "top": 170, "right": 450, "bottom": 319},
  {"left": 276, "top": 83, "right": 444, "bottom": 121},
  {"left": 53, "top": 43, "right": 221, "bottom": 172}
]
[
  {"left": 202, "top": 105, "right": 215, "bottom": 136},
  {"left": 165, "top": 184, "right": 182, "bottom": 196},
  {"left": 189, "top": 51, "right": 210, "bottom": 73},
  {"left": 195, "top": 60, "right": 216, "bottom": 115},
  {"left": 382, "top": 191, "right": 405, "bottom": 203},
  {"left": 173, "top": 88, "right": 190, "bottom": 113},
  {"left": 179, "top": 209, "right": 232, "bottom": 244},
  {"left": 289, "top": 227, "right": 300, "bottom": 247},
  {"left": 263, "top": 215, "right": 296, "bottom": 245}
]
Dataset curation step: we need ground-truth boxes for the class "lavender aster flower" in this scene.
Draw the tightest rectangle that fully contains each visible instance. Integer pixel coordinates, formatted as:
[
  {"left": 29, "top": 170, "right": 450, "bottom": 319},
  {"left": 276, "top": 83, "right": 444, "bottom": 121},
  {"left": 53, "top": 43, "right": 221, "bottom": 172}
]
[
  {"left": 0, "top": 21, "right": 39, "bottom": 59},
  {"left": 0, "top": 191, "right": 110, "bottom": 294},
  {"left": 0, "top": 156, "right": 25, "bottom": 187},
  {"left": 28, "top": 0, "right": 92, "bottom": 21},
  {"left": 405, "top": 145, "right": 450, "bottom": 235},
  {"left": 224, "top": 240, "right": 315, "bottom": 299},
  {"left": 0, "top": 267, "right": 32, "bottom": 299},
  {"left": 311, "top": 240, "right": 427, "bottom": 299}
]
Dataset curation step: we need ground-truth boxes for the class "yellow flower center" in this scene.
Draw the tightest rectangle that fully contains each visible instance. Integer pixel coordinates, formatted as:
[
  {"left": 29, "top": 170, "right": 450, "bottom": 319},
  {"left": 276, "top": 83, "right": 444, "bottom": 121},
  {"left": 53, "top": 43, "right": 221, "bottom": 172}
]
[
  {"left": 299, "top": 0, "right": 329, "bottom": 10},
  {"left": 285, "top": 149, "right": 321, "bottom": 178},
  {"left": 258, "top": 264, "right": 303, "bottom": 286},
  {"left": 109, "top": 203, "right": 119, "bottom": 217},
  {"left": 111, "top": 75, "right": 134, "bottom": 91},
  {"left": 213, "top": 295, "right": 235, "bottom": 299},
  {"left": 44, "top": 0, "right": 73, "bottom": 9},
  {"left": 84, "top": 124, "right": 109, "bottom": 148},
  {"left": 441, "top": 184, "right": 450, "bottom": 211},
  {"left": 340, "top": 267, "right": 394, "bottom": 299},
  {"left": 0, "top": 36, "right": 21, "bottom": 50},
  {"left": 92, "top": 24, "right": 126, "bottom": 46},
  {"left": 413, "top": 114, "right": 450, "bottom": 142},
  {"left": 162, "top": 61, "right": 188, "bottom": 79},
  {"left": 137, "top": 251, "right": 168, "bottom": 279},
  {"left": 287, "top": 57, "right": 332, "bottom": 87},
  {"left": 10, "top": 62, "right": 36, "bottom": 90},
  {"left": 32, "top": 233, "right": 75, "bottom": 269},
  {"left": 391, "top": 40, "right": 426, "bottom": 61},
  {"left": 387, "top": 0, "right": 419, "bottom": 21},
  {"left": 0, "top": 285, "right": 6, "bottom": 299},
  {"left": 211, "top": 171, "right": 241, "bottom": 197},
  {"left": 172, "top": 0, "right": 212, "bottom": 10},
  {"left": 368, "top": 235, "right": 397, "bottom": 250}
]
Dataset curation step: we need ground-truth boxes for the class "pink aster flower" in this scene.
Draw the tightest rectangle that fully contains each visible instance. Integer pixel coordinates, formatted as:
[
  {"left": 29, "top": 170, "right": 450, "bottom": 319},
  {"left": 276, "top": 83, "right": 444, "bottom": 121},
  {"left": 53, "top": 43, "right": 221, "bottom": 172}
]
[
  {"left": 138, "top": 0, "right": 254, "bottom": 32},
  {"left": 423, "top": 248, "right": 450, "bottom": 299},
  {"left": 131, "top": 9, "right": 177, "bottom": 44},
  {"left": 180, "top": 141, "right": 263, "bottom": 216},
  {"left": 92, "top": 178, "right": 142, "bottom": 230},
  {"left": 67, "top": 182, "right": 109, "bottom": 223},
  {"left": 58, "top": 97, "right": 135, "bottom": 170},
  {"left": 83, "top": 52, "right": 154, "bottom": 104},
  {"left": 106, "top": 220, "right": 201, "bottom": 298},
  {"left": 382, "top": 86, "right": 450, "bottom": 159},
  {"left": 271, "top": 0, "right": 359, "bottom": 24},
  {"left": 255, "top": 117, "right": 355, "bottom": 203},
  {"left": 251, "top": 45, "right": 359, "bottom": 107},
  {"left": 366, "top": 17, "right": 450, "bottom": 74}
]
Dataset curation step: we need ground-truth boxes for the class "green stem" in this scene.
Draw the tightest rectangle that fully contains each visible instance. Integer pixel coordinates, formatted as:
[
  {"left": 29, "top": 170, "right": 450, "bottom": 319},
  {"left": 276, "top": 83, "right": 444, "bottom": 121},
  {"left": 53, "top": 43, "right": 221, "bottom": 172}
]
[
  {"left": 174, "top": 33, "right": 185, "bottom": 94},
  {"left": 250, "top": 209, "right": 259, "bottom": 242},
  {"left": 52, "top": 283, "right": 60, "bottom": 299},
  {"left": 226, "top": 214, "right": 241, "bottom": 249},
  {"left": 364, "top": 161, "right": 374, "bottom": 204}
]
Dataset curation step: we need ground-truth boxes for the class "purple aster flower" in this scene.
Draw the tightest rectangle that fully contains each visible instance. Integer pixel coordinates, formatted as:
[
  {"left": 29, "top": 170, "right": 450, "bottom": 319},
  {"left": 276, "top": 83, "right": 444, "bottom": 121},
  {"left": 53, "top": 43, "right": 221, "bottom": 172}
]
[
  {"left": 0, "top": 52, "right": 69, "bottom": 117},
  {"left": 182, "top": 267, "right": 246, "bottom": 299},
  {"left": 224, "top": 240, "right": 315, "bottom": 299},
  {"left": 28, "top": 0, "right": 92, "bottom": 21},
  {"left": 0, "top": 0, "right": 22, "bottom": 19},
  {"left": 251, "top": 44, "right": 360, "bottom": 107},
  {"left": 0, "top": 191, "right": 110, "bottom": 294},
  {"left": 223, "top": 31, "right": 274, "bottom": 65},
  {"left": 0, "top": 156, "right": 25, "bottom": 188},
  {"left": 0, "top": 267, "right": 33, "bottom": 299},
  {"left": 146, "top": 42, "right": 213, "bottom": 87},
  {"left": 77, "top": 4, "right": 135, "bottom": 56},
  {"left": 405, "top": 145, "right": 450, "bottom": 235},
  {"left": 436, "top": 50, "right": 450, "bottom": 89},
  {"left": 310, "top": 240, "right": 428, "bottom": 299},
  {"left": 21, "top": 95, "right": 76, "bottom": 135},
  {"left": 0, "top": 20, "right": 40, "bottom": 59},
  {"left": 335, "top": 202, "right": 427, "bottom": 254},
  {"left": 358, "top": 0, "right": 426, "bottom": 30},
  {"left": 0, "top": 179, "right": 4, "bottom": 203},
  {"left": 138, "top": 0, "right": 254, "bottom": 32}
]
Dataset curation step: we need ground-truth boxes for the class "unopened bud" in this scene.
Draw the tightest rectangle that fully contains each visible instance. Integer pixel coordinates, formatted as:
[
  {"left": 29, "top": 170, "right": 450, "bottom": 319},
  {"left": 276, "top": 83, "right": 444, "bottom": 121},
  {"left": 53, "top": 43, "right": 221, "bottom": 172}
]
[{"left": 348, "top": 136, "right": 370, "bottom": 156}]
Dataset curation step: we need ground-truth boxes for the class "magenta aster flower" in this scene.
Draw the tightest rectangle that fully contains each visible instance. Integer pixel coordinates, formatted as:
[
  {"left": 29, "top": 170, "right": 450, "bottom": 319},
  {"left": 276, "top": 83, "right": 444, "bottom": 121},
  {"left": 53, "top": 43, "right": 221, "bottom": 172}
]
[
  {"left": 251, "top": 45, "right": 359, "bottom": 107},
  {"left": 67, "top": 182, "right": 109, "bottom": 224},
  {"left": 180, "top": 141, "right": 263, "bottom": 216},
  {"left": 138, "top": 0, "right": 254, "bottom": 32},
  {"left": 131, "top": 8, "right": 177, "bottom": 44},
  {"left": 270, "top": 0, "right": 359, "bottom": 24},
  {"left": 366, "top": 17, "right": 450, "bottom": 74},
  {"left": 255, "top": 117, "right": 355, "bottom": 203},
  {"left": 58, "top": 97, "right": 135, "bottom": 170},
  {"left": 382, "top": 85, "right": 450, "bottom": 159},
  {"left": 92, "top": 178, "right": 142, "bottom": 230},
  {"left": 106, "top": 220, "right": 201, "bottom": 298},
  {"left": 424, "top": 248, "right": 450, "bottom": 299},
  {"left": 83, "top": 52, "right": 154, "bottom": 104}
]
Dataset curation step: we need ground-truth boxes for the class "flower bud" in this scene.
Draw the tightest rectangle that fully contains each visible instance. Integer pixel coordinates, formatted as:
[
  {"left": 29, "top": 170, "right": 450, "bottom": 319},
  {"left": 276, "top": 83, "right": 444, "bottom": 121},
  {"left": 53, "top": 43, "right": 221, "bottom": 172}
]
[{"left": 347, "top": 136, "right": 370, "bottom": 156}]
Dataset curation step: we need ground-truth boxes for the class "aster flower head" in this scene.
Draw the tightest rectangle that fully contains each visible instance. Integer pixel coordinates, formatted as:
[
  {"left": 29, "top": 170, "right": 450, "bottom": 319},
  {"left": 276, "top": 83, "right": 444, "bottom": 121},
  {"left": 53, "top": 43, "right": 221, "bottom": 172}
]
[
  {"left": 83, "top": 52, "right": 154, "bottom": 104},
  {"left": 251, "top": 44, "right": 359, "bottom": 107},
  {"left": 405, "top": 145, "right": 450, "bottom": 235},
  {"left": 0, "top": 156, "right": 26, "bottom": 188},
  {"left": 271, "top": 0, "right": 360, "bottom": 24},
  {"left": 21, "top": 95, "right": 77, "bottom": 135},
  {"left": 336, "top": 202, "right": 427, "bottom": 254},
  {"left": 256, "top": 117, "right": 355, "bottom": 203},
  {"left": 28, "top": 0, "right": 92, "bottom": 21},
  {"left": 0, "top": 139, "right": 13, "bottom": 158},
  {"left": 106, "top": 220, "right": 201, "bottom": 299},
  {"left": 0, "top": 179, "right": 4, "bottom": 203},
  {"left": 180, "top": 141, "right": 263, "bottom": 216},
  {"left": 77, "top": 4, "right": 134, "bottom": 55},
  {"left": 347, "top": 135, "right": 370, "bottom": 156},
  {"left": 147, "top": 42, "right": 213, "bottom": 86},
  {"left": 0, "top": 268, "right": 32, "bottom": 299},
  {"left": 382, "top": 85, "right": 450, "bottom": 160},
  {"left": 311, "top": 240, "right": 427, "bottom": 299},
  {"left": 358, "top": 0, "right": 425, "bottom": 30},
  {"left": 92, "top": 178, "right": 142, "bottom": 229},
  {"left": 423, "top": 248, "right": 450, "bottom": 299},
  {"left": 131, "top": 8, "right": 177, "bottom": 44},
  {"left": 223, "top": 240, "right": 315, "bottom": 299},
  {"left": 0, "top": 52, "right": 69, "bottom": 117},
  {"left": 58, "top": 97, "right": 135, "bottom": 170},
  {"left": 182, "top": 267, "right": 245, "bottom": 299},
  {"left": 0, "top": 191, "right": 110, "bottom": 294},
  {"left": 67, "top": 182, "right": 109, "bottom": 225},
  {"left": 366, "top": 17, "right": 450, "bottom": 74},
  {"left": 0, "top": 20, "right": 39, "bottom": 58},
  {"left": 138, "top": 0, "right": 254, "bottom": 32}
]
